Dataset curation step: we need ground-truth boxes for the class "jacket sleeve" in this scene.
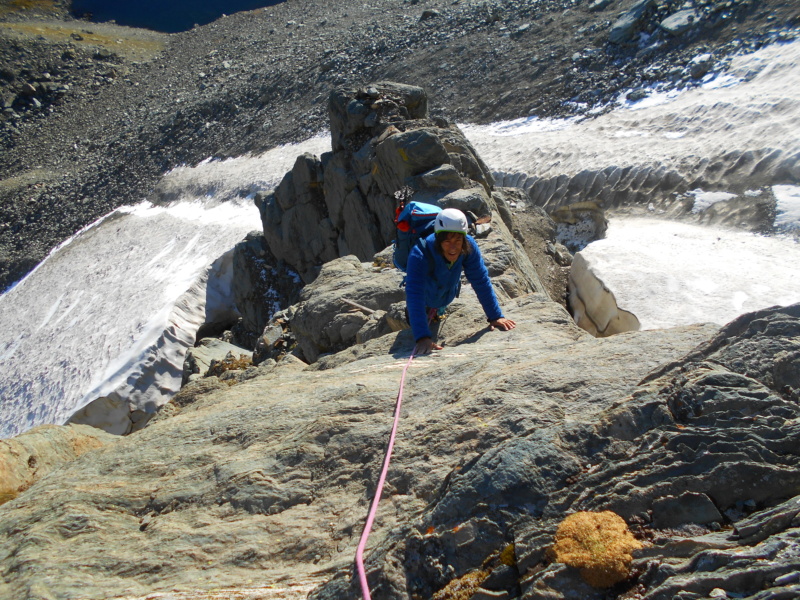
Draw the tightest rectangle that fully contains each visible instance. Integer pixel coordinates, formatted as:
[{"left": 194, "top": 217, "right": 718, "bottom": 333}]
[
  {"left": 462, "top": 237, "right": 504, "bottom": 322},
  {"left": 405, "top": 243, "right": 432, "bottom": 341}
]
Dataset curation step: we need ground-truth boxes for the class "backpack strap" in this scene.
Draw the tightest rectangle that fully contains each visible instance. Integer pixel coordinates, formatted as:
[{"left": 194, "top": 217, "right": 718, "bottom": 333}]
[
  {"left": 399, "top": 237, "right": 436, "bottom": 288},
  {"left": 418, "top": 237, "right": 436, "bottom": 274}
]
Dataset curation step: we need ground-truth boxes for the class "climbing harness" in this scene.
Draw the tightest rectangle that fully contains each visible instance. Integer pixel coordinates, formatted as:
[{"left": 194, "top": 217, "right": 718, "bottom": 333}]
[{"left": 354, "top": 344, "right": 417, "bottom": 600}]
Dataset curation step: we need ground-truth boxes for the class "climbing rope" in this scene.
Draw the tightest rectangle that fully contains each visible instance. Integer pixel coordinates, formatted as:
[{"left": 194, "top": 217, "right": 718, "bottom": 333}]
[
  {"left": 354, "top": 345, "right": 418, "bottom": 600},
  {"left": 355, "top": 309, "right": 450, "bottom": 598}
]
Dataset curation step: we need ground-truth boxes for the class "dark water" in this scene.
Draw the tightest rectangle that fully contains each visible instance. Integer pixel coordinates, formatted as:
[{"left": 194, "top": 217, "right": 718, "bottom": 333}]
[{"left": 71, "top": 0, "right": 285, "bottom": 33}]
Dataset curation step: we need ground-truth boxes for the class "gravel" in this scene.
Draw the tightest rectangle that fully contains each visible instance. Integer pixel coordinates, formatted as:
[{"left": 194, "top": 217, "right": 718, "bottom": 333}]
[{"left": 0, "top": 0, "right": 798, "bottom": 291}]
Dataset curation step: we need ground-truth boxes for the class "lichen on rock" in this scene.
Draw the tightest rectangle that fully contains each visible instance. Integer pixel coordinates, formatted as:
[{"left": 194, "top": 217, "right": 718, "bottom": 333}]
[{"left": 548, "top": 511, "right": 643, "bottom": 588}]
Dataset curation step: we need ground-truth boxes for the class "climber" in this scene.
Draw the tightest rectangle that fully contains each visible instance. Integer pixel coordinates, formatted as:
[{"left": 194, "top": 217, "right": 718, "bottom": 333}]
[{"left": 405, "top": 207, "right": 516, "bottom": 354}]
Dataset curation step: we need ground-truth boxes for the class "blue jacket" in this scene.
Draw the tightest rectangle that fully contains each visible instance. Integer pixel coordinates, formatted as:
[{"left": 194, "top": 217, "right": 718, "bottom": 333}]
[{"left": 405, "top": 233, "right": 504, "bottom": 341}]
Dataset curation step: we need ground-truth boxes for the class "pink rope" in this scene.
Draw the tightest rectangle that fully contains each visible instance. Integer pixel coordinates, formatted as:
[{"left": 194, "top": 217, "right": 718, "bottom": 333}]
[{"left": 354, "top": 346, "right": 417, "bottom": 599}]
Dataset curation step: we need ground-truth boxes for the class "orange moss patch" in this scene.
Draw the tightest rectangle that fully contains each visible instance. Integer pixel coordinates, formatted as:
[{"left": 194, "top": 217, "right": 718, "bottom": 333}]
[
  {"left": 432, "top": 570, "right": 489, "bottom": 600},
  {"left": 549, "top": 511, "right": 642, "bottom": 588}
]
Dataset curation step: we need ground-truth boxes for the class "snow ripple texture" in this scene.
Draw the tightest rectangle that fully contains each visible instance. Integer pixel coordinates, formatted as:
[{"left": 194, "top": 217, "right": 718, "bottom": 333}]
[{"left": 470, "top": 38, "right": 800, "bottom": 211}]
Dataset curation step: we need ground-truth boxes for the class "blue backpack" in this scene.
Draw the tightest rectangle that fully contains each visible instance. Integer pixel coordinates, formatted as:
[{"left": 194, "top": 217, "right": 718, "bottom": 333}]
[{"left": 392, "top": 201, "right": 441, "bottom": 272}]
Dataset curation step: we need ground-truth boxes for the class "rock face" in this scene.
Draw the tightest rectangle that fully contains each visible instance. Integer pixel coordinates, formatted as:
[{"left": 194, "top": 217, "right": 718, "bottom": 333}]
[
  {"left": 0, "top": 424, "right": 118, "bottom": 506},
  {"left": 0, "top": 283, "right": 727, "bottom": 599},
  {"left": 247, "top": 83, "right": 550, "bottom": 364},
  {"left": 1, "top": 240, "right": 799, "bottom": 600},
  {"left": 255, "top": 82, "right": 495, "bottom": 283},
  {"left": 284, "top": 204, "right": 542, "bottom": 363},
  {"left": 310, "top": 304, "right": 800, "bottom": 600},
  {"left": 230, "top": 231, "right": 303, "bottom": 347}
]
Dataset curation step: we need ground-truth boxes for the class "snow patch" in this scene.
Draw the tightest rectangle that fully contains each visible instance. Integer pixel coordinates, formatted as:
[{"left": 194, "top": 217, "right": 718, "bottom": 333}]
[
  {"left": 773, "top": 185, "right": 800, "bottom": 231},
  {"left": 687, "top": 189, "right": 738, "bottom": 213}
]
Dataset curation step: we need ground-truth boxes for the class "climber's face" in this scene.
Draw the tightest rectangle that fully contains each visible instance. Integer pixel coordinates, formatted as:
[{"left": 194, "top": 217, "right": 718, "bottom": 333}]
[{"left": 440, "top": 233, "right": 464, "bottom": 262}]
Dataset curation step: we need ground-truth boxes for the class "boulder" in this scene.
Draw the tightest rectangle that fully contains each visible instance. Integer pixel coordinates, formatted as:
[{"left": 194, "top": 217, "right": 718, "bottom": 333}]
[
  {"left": 288, "top": 255, "right": 406, "bottom": 362},
  {"left": 659, "top": 9, "right": 700, "bottom": 36},
  {"left": 257, "top": 82, "right": 496, "bottom": 284},
  {"left": 374, "top": 127, "right": 451, "bottom": 195},
  {"left": 328, "top": 82, "right": 428, "bottom": 153},
  {"left": 689, "top": 53, "right": 715, "bottom": 80},
  {"left": 0, "top": 424, "right": 117, "bottom": 506},
  {"left": 608, "top": 0, "right": 657, "bottom": 44},
  {"left": 182, "top": 337, "right": 252, "bottom": 384}
]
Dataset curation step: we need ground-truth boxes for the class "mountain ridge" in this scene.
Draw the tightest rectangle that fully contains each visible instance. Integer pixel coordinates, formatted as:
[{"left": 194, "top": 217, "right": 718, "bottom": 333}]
[{"left": 0, "top": 0, "right": 798, "bottom": 290}]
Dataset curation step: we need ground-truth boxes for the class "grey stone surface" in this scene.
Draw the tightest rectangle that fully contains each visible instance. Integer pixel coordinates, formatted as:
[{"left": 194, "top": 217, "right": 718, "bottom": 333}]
[
  {"left": 660, "top": 10, "right": 700, "bottom": 36},
  {"left": 0, "top": 285, "right": 727, "bottom": 600},
  {"left": 288, "top": 255, "right": 406, "bottom": 362},
  {"left": 5, "top": 297, "right": 800, "bottom": 600},
  {"left": 257, "top": 82, "right": 502, "bottom": 286},
  {"left": 652, "top": 492, "right": 723, "bottom": 529},
  {"left": 609, "top": 0, "right": 657, "bottom": 44},
  {"left": 182, "top": 337, "right": 251, "bottom": 384}
]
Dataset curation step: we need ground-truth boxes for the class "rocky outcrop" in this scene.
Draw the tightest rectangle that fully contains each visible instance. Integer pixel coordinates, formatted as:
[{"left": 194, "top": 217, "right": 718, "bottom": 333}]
[
  {"left": 248, "top": 81, "right": 554, "bottom": 364},
  {"left": 182, "top": 337, "right": 252, "bottom": 385},
  {"left": 0, "top": 424, "right": 118, "bottom": 506},
  {"left": 0, "top": 284, "right": 728, "bottom": 599},
  {"left": 285, "top": 211, "right": 544, "bottom": 363},
  {"left": 255, "top": 82, "right": 495, "bottom": 283},
  {"left": 288, "top": 255, "right": 407, "bottom": 363},
  {"left": 2, "top": 231, "right": 799, "bottom": 600},
  {"left": 311, "top": 304, "right": 800, "bottom": 600}
]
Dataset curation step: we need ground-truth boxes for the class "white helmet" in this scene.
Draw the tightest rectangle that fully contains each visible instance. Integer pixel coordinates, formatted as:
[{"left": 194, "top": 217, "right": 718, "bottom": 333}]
[{"left": 434, "top": 208, "right": 468, "bottom": 234}]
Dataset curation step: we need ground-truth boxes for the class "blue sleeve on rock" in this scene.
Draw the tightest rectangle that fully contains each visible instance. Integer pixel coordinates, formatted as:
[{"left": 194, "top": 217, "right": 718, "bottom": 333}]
[{"left": 463, "top": 236, "right": 504, "bottom": 322}]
